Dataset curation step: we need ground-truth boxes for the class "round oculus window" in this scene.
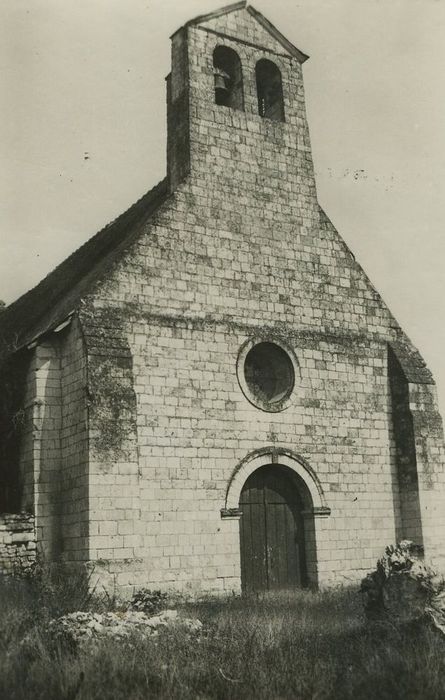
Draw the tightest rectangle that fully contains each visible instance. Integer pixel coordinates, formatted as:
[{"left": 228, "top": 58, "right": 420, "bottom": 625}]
[{"left": 243, "top": 342, "right": 295, "bottom": 407}]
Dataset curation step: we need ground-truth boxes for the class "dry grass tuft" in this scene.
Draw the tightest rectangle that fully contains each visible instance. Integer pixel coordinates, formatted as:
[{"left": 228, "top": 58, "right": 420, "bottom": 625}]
[{"left": 1, "top": 574, "right": 444, "bottom": 700}]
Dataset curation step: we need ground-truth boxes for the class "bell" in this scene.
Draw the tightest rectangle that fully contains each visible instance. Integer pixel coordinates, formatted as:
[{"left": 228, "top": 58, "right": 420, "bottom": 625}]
[{"left": 213, "top": 67, "right": 230, "bottom": 93}]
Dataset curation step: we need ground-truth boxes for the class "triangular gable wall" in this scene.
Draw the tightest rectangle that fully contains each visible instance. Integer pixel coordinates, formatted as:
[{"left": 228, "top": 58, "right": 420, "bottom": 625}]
[{"left": 196, "top": 6, "right": 306, "bottom": 60}]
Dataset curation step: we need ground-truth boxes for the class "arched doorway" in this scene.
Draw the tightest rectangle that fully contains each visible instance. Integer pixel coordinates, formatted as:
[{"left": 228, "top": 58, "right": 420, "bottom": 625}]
[{"left": 239, "top": 464, "right": 307, "bottom": 592}]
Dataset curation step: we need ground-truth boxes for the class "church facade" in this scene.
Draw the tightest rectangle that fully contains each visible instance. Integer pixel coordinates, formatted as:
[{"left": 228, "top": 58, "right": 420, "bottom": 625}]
[{"left": 1, "top": 2, "right": 445, "bottom": 594}]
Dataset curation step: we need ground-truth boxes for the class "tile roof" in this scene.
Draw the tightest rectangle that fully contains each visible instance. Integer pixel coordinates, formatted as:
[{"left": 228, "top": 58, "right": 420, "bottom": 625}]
[{"left": 0, "top": 179, "right": 168, "bottom": 356}]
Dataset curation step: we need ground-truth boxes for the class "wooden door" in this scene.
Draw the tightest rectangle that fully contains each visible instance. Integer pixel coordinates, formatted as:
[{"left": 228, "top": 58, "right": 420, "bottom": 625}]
[{"left": 239, "top": 465, "right": 306, "bottom": 592}]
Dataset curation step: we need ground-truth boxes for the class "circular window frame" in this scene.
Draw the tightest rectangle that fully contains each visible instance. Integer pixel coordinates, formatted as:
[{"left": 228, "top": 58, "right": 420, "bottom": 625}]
[{"left": 236, "top": 338, "right": 299, "bottom": 413}]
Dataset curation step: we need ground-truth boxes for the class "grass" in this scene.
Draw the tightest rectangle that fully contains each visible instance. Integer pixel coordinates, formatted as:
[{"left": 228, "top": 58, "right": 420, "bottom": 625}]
[{"left": 1, "top": 572, "right": 445, "bottom": 700}]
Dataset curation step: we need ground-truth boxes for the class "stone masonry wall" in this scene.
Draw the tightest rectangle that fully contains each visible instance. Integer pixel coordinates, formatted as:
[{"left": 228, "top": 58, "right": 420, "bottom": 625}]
[
  {"left": 388, "top": 346, "right": 423, "bottom": 545},
  {"left": 59, "top": 318, "right": 89, "bottom": 563},
  {"left": 17, "top": 339, "right": 62, "bottom": 559},
  {"left": 20, "top": 353, "right": 37, "bottom": 515},
  {"left": 33, "top": 340, "right": 62, "bottom": 559},
  {"left": 0, "top": 513, "right": 35, "bottom": 575},
  {"left": 84, "top": 316, "right": 400, "bottom": 592},
  {"left": 80, "top": 306, "right": 140, "bottom": 589},
  {"left": 73, "top": 9, "right": 445, "bottom": 593},
  {"left": 16, "top": 320, "right": 89, "bottom": 566},
  {"left": 408, "top": 381, "right": 445, "bottom": 572}
]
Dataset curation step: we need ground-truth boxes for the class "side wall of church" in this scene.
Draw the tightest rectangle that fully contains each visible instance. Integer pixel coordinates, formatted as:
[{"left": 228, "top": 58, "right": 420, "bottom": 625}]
[
  {"left": 18, "top": 341, "right": 61, "bottom": 559},
  {"left": 19, "top": 353, "right": 37, "bottom": 515},
  {"left": 59, "top": 319, "right": 89, "bottom": 563},
  {"left": 15, "top": 320, "right": 89, "bottom": 566}
]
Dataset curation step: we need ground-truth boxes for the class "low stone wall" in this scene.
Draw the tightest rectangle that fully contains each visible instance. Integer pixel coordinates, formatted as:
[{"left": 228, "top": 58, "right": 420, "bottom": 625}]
[{"left": 0, "top": 513, "right": 36, "bottom": 574}]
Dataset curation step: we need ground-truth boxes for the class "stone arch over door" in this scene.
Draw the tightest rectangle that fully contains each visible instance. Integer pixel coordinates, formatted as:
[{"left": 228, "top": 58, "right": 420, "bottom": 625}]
[{"left": 223, "top": 449, "right": 331, "bottom": 589}]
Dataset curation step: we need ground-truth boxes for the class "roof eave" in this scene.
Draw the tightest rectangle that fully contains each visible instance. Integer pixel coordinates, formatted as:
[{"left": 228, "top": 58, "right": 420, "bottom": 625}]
[{"left": 246, "top": 6, "right": 309, "bottom": 63}]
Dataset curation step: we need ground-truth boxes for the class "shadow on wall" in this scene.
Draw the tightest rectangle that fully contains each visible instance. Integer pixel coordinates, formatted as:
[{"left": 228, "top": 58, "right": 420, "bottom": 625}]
[
  {"left": 0, "top": 349, "right": 30, "bottom": 513},
  {"left": 388, "top": 346, "right": 424, "bottom": 547}
]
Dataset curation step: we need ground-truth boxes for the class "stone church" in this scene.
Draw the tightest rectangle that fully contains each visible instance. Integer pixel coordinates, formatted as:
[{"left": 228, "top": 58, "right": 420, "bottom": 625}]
[{"left": 1, "top": 2, "right": 444, "bottom": 594}]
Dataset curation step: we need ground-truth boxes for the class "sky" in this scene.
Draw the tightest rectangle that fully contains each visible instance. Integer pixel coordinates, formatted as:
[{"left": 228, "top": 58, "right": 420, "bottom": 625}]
[{"left": 1, "top": 0, "right": 445, "bottom": 410}]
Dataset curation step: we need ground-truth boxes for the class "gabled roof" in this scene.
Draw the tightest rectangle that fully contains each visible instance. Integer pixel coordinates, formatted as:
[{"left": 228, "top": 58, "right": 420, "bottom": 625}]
[
  {"left": 0, "top": 179, "right": 169, "bottom": 356},
  {"left": 183, "top": 1, "right": 247, "bottom": 28},
  {"left": 246, "top": 6, "right": 309, "bottom": 63},
  {"left": 174, "top": 2, "right": 309, "bottom": 63}
]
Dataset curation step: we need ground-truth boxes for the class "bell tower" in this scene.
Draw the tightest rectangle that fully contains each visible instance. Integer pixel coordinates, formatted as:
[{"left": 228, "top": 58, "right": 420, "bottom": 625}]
[{"left": 166, "top": 1, "right": 319, "bottom": 230}]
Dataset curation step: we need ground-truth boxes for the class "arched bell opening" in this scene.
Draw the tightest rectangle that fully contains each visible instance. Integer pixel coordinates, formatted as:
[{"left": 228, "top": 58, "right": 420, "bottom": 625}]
[
  {"left": 255, "top": 58, "right": 285, "bottom": 122},
  {"left": 239, "top": 464, "right": 314, "bottom": 592},
  {"left": 213, "top": 45, "right": 244, "bottom": 110}
]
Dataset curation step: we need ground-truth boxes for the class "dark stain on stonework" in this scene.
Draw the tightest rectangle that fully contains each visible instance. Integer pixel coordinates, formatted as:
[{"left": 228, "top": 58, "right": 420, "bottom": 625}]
[
  {"left": 81, "top": 305, "right": 138, "bottom": 464},
  {"left": 88, "top": 357, "right": 137, "bottom": 458},
  {"left": 416, "top": 436, "right": 434, "bottom": 490}
]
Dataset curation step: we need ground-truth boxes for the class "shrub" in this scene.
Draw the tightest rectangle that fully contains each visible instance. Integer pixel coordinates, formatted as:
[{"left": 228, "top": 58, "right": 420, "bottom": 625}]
[
  {"left": 361, "top": 541, "right": 445, "bottom": 628},
  {"left": 129, "top": 588, "right": 169, "bottom": 615}
]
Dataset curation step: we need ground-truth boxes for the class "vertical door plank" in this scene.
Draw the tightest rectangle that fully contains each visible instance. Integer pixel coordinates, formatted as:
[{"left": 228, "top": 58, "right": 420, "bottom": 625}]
[
  {"left": 240, "top": 475, "right": 267, "bottom": 592},
  {"left": 239, "top": 465, "right": 306, "bottom": 592}
]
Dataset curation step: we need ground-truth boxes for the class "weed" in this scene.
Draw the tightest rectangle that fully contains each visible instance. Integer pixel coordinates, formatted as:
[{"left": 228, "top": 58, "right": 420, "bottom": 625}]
[
  {"left": 1, "top": 577, "right": 444, "bottom": 700},
  {"left": 129, "top": 588, "right": 169, "bottom": 615}
]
